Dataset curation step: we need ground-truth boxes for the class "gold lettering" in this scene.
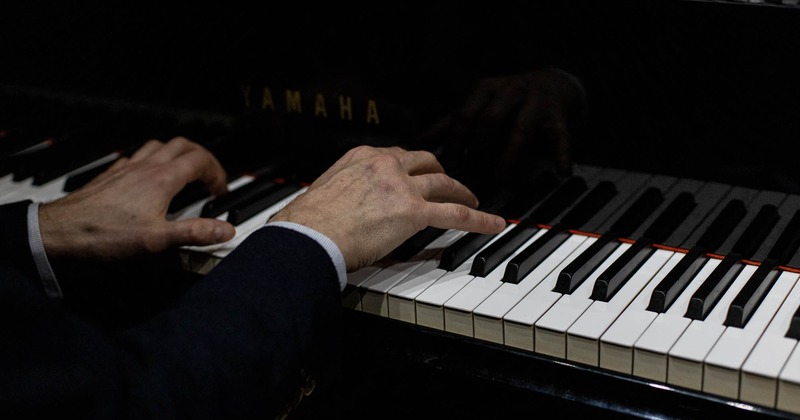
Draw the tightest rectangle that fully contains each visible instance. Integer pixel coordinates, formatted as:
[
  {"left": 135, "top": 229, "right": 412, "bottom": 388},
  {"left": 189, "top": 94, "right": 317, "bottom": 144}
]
[
  {"left": 366, "top": 100, "right": 380, "bottom": 125},
  {"left": 339, "top": 96, "right": 352, "bottom": 121},
  {"left": 261, "top": 87, "right": 275, "bottom": 110},
  {"left": 286, "top": 90, "right": 302, "bottom": 113},
  {"left": 241, "top": 85, "right": 251, "bottom": 108},
  {"left": 314, "top": 94, "right": 327, "bottom": 117}
]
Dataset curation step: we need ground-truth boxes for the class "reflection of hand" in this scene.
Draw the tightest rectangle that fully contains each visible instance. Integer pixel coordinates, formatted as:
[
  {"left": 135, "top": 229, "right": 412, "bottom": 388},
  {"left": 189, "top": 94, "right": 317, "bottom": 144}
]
[
  {"left": 425, "top": 68, "right": 586, "bottom": 188},
  {"left": 270, "top": 145, "right": 506, "bottom": 271},
  {"left": 39, "top": 137, "right": 236, "bottom": 260}
]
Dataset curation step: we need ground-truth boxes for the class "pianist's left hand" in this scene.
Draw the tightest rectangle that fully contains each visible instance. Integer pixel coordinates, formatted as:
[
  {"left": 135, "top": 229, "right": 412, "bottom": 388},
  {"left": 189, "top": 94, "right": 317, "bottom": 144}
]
[{"left": 37, "top": 137, "right": 236, "bottom": 260}]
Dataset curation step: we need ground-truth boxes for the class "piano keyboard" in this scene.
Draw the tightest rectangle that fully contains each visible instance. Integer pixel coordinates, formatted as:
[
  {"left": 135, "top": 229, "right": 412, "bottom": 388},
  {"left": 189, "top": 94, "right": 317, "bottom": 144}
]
[
  {"left": 3, "top": 94, "right": 800, "bottom": 417},
  {"left": 176, "top": 163, "right": 800, "bottom": 417}
]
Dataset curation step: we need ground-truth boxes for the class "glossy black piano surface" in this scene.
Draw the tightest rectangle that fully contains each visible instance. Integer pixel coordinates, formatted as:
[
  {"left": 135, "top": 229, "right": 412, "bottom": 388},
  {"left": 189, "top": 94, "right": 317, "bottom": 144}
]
[{"left": 3, "top": 1, "right": 800, "bottom": 418}]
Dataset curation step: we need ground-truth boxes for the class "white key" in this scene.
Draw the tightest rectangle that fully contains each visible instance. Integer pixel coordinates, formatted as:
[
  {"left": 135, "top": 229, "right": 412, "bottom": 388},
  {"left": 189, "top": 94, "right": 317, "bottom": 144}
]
[
  {"left": 472, "top": 233, "right": 589, "bottom": 344},
  {"left": 385, "top": 228, "right": 513, "bottom": 324},
  {"left": 386, "top": 264, "right": 446, "bottom": 324},
  {"left": 180, "top": 186, "right": 307, "bottom": 274},
  {"left": 442, "top": 228, "right": 547, "bottom": 337},
  {"left": 0, "top": 150, "right": 121, "bottom": 204},
  {"left": 778, "top": 335, "right": 800, "bottom": 415},
  {"left": 413, "top": 224, "right": 517, "bottom": 330},
  {"left": 667, "top": 264, "right": 757, "bottom": 391},
  {"left": 703, "top": 270, "right": 798, "bottom": 399},
  {"left": 342, "top": 263, "right": 388, "bottom": 311},
  {"left": 535, "top": 242, "right": 669, "bottom": 360},
  {"left": 360, "top": 229, "right": 466, "bottom": 317},
  {"left": 566, "top": 249, "right": 683, "bottom": 373},
  {"left": 0, "top": 176, "right": 34, "bottom": 204},
  {"left": 566, "top": 248, "right": 674, "bottom": 366},
  {"left": 741, "top": 273, "right": 800, "bottom": 408},
  {"left": 169, "top": 174, "right": 255, "bottom": 220},
  {"left": 630, "top": 257, "right": 720, "bottom": 381},
  {"left": 503, "top": 240, "right": 628, "bottom": 353}
]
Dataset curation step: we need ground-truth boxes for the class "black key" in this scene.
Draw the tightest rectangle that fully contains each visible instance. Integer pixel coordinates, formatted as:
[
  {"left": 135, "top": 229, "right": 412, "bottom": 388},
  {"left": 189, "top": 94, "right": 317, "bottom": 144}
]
[
  {"left": 439, "top": 231, "right": 499, "bottom": 271},
  {"left": 685, "top": 253, "right": 744, "bottom": 320},
  {"left": 731, "top": 204, "right": 780, "bottom": 259},
  {"left": 647, "top": 198, "right": 749, "bottom": 313},
  {"left": 436, "top": 171, "right": 565, "bottom": 271},
  {"left": 590, "top": 191, "right": 699, "bottom": 302},
  {"left": 469, "top": 175, "right": 588, "bottom": 277},
  {"left": 496, "top": 171, "right": 561, "bottom": 220},
  {"left": 500, "top": 181, "right": 616, "bottom": 284},
  {"left": 554, "top": 232, "right": 619, "bottom": 294},
  {"left": 392, "top": 227, "right": 447, "bottom": 261},
  {"left": 201, "top": 176, "right": 281, "bottom": 218},
  {"left": 0, "top": 139, "right": 56, "bottom": 178},
  {"left": 724, "top": 258, "right": 781, "bottom": 328},
  {"left": 62, "top": 139, "right": 154, "bottom": 193},
  {"left": 559, "top": 181, "right": 618, "bottom": 229},
  {"left": 503, "top": 223, "right": 570, "bottom": 284},
  {"left": 528, "top": 176, "right": 588, "bottom": 224},
  {"left": 607, "top": 187, "right": 664, "bottom": 238},
  {"left": 641, "top": 192, "right": 697, "bottom": 243},
  {"left": 646, "top": 246, "right": 708, "bottom": 313},
  {"left": 168, "top": 181, "right": 213, "bottom": 214},
  {"left": 591, "top": 238, "right": 655, "bottom": 302},
  {"left": 665, "top": 182, "right": 730, "bottom": 249},
  {"left": 62, "top": 159, "right": 116, "bottom": 192},
  {"left": 227, "top": 184, "right": 301, "bottom": 225},
  {"left": 786, "top": 305, "right": 800, "bottom": 340},
  {"left": 766, "top": 209, "right": 800, "bottom": 265},
  {"left": 694, "top": 199, "right": 747, "bottom": 251},
  {"left": 470, "top": 219, "right": 539, "bottom": 277},
  {"left": 555, "top": 186, "right": 667, "bottom": 294}
]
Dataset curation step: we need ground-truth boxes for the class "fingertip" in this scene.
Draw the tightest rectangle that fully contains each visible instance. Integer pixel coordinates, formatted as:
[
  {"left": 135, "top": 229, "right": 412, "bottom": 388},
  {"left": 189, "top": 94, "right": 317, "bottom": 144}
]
[
  {"left": 495, "top": 215, "right": 507, "bottom": 231},
  {"left": 213, "top": 222, "right": 236, "bottom": 243}
]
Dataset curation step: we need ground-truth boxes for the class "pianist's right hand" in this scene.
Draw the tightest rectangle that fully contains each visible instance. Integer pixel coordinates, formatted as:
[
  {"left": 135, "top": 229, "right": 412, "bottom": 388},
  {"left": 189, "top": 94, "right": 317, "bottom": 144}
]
[{"left": 270, "top": 145, "right": 507, "bottom": 272}]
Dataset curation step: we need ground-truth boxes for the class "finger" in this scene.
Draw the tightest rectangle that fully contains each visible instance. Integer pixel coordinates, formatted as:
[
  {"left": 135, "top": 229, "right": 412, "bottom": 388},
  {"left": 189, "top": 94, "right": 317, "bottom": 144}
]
[
  {"left": 423, "top": 202, "right": 506, "bottom": 234},
  {"left": 128, "top": 139, "right": 165, "bottom": 162},
  {"left": 167, "top": 146, "right": 229, "bottom": 196},
  {"left": 397, "top": 149, "right": 445, "bottom": 176},
  {"left": 412, "top": 172, "right": 479, "bottom": 208},
  {"left": 165, "top": 218, "right": 236, "bottom": 247},
  {"left": 146, "top": 136, "right": 205, "bottom": 164}
]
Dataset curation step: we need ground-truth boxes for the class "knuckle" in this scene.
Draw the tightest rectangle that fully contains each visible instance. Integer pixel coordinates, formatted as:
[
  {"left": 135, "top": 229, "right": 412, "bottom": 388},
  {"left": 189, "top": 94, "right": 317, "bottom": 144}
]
[{"left": 451, "top": 204, "right": 472, "bottom": 223}]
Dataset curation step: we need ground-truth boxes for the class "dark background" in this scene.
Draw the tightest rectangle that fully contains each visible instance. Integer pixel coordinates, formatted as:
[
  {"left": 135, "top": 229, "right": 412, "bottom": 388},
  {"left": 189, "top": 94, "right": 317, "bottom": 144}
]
[{"left": 2, "top": 1, "right": 799, "bottom": 193}]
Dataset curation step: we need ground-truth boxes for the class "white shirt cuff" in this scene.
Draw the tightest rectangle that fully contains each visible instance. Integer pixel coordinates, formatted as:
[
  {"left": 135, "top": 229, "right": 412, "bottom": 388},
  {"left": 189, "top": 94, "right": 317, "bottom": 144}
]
[{"left": 27, "top": 202, "right": 62, "bottom": 299}]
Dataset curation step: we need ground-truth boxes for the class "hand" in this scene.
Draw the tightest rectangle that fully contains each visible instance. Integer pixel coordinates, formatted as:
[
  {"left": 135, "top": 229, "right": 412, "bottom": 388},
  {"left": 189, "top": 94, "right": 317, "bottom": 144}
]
[
  {"left": 270, "top": 145, "right": 506, "bottom": 271},
  {"left": 38, "top": 137, "right": 236, "bottom": 260}
]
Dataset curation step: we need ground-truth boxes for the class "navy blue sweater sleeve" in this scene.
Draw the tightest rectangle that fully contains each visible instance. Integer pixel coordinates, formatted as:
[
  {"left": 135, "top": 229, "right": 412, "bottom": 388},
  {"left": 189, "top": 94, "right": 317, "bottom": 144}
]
[{"left": 0, "top": 224, "right": 343, "bottom": 420}]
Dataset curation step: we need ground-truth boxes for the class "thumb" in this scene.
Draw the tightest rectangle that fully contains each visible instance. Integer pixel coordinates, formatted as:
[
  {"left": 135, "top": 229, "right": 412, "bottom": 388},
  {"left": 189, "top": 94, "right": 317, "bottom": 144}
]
[{"left": 167, "top": 218, "right": 236, "bottom": 247}]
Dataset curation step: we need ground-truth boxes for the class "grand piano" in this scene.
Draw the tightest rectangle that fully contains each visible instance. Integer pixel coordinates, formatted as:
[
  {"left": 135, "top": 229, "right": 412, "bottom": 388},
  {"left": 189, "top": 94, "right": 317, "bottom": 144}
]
[{"left": 3, "top": 1, "right": 800, "bottom": 417}]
